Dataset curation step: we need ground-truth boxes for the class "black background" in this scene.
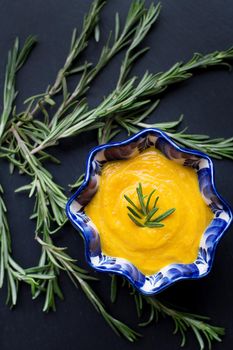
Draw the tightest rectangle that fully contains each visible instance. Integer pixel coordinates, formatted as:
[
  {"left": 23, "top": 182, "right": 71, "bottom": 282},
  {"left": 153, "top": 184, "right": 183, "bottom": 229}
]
[{"left": 0, "top": 1, "right": 233, "bottom": 349}]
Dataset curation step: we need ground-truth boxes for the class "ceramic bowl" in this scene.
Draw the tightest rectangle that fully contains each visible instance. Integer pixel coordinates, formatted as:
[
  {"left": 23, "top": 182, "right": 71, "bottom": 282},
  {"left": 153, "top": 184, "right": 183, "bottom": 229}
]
[{"left": 66, "top": 129, "right": 232, "bottom": 295}]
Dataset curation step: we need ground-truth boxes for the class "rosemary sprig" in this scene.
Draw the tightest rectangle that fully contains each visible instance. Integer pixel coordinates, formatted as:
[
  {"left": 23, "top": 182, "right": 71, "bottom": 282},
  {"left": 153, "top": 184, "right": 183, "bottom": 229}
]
[
  {"left": 27, "top": 0, "right": 160, "bottom": 146},
  {"left": 0, "top": 36, "right": 55, "bottom": 305},
  {"left": 29, "top": 0, "right": 105, "bottom": 118},
  {"left": 141, "top": 296, "right": 224, "bottom": 350},
  {"left": 0, "top": 184, "right": 53, "bottom": 306},
  {"left": 0, "top": 36, "right": 36, "bottom": 140},
  {"left": 9, "top": 125, "right": 70, "bottom": 310},
  {"left": 37, "top": 237, "right": 139, "bottom": 341},
  {"left": 11, "top": 125, "right": 67, "bottom": 234},
  {"left": 167, "top": 131, "right": 233, "bottom": 160},
  {"left": 123, "top": 115, "right": 233, "bottom": 160},
  {"left": 116, "top": 2, "right": 161, "bottom": 89},
  {"left": 110, "top": 280, "right": 224, "bottom": 349},
  {"left": 27, "top": 47, "right": 233, "bottom": 156},
  {"left": 124, "top": 183, "right": 175, "bottom": 228}
]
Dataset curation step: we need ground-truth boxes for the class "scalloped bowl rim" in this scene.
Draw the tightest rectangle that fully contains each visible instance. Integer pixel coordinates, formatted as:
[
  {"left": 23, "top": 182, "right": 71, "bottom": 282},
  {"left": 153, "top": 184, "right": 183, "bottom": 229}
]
[{"left": 66, "top": 128, "right": 232, "bottom": 295}]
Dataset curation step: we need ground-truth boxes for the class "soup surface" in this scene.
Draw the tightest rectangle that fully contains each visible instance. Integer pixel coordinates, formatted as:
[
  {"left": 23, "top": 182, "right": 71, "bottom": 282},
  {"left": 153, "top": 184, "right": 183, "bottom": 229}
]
[{"left": 85, "top": 147, "right": 213, "bottom": 275}]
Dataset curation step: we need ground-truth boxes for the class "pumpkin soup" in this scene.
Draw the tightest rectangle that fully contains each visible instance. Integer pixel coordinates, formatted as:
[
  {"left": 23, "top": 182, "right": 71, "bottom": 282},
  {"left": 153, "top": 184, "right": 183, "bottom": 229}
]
[{"left": 85, "top": 147, "right": 213, "bottom": 275}]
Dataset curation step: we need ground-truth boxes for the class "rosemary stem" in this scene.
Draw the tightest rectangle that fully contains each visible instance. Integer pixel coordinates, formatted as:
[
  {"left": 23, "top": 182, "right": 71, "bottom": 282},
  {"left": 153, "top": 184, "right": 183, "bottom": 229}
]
[{"left": 30, "top": 142, "right": 50, "bottom": 155}]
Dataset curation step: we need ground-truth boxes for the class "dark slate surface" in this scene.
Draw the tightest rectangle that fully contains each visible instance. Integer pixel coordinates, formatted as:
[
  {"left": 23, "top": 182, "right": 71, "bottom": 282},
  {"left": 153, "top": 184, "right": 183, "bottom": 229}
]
[{"left": 0, "top": 1, "right": 233, "bottom": 349}]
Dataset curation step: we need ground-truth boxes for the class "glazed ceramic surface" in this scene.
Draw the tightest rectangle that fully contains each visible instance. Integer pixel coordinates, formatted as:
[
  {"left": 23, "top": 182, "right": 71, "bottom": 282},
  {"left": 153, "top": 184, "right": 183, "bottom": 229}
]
[{"left": 66, "top": 129, "right": 232, "bottom": 295}]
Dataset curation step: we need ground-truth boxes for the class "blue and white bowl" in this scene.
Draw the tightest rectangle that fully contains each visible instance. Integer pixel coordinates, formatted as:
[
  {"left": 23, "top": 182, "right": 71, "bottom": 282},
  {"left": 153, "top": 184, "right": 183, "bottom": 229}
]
[{"left": 66, "top": 129, "right": 232, "bottom": 295}]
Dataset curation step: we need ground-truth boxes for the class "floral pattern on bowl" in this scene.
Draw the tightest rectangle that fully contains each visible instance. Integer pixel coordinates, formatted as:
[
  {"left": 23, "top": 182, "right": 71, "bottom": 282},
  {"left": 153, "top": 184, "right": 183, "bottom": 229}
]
[{"left": 66, "top": 129, "right": 232, "bottom": 295}]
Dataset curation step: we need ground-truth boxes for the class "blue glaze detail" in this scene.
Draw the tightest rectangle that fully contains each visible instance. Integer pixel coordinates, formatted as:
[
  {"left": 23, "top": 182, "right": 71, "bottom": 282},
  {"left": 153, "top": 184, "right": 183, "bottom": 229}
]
[{"left": 66, "top": 128, "right": 232, "bottom": 295}]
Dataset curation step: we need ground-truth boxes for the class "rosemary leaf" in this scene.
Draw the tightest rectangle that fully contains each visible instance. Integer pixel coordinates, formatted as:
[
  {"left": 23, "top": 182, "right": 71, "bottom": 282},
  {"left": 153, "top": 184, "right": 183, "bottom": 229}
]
[
  {"left": 127, "top": 206, "right": 142, "bottom": 219},
  {"left": 110, "top": 274, "right": 117, "bottom": 303},
  {"left": 124, "top": 194, "right": 142, "bottom": 214},
  {"left": 145, "top": 189, "right": 156, "bottom": 212},
  {"left": 153, "top": 208, "right": 176, "bottom": 223},
  {"left": 153, "top": 196, "right": 159, "bottom": 208},
  {"left": 145, "top": 207, "right": 159, "bottom": 222},
  {"left": 145, "top": 222, "right": 164, "bottom": 228},
  {"left": 128, "top": 213, "right": 145, "bottom": 227},
  {"left": 137, "top": 183, "right": 147, "bottom": 215}
]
